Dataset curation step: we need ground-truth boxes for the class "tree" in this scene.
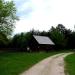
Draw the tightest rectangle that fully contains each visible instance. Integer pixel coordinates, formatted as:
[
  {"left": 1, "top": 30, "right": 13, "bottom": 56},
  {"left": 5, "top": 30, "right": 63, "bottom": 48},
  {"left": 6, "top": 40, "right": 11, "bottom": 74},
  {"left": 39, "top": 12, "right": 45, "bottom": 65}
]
[
  {"left": 49, "top": 26, "right": 67, "bottom": 49},
  {"left": 10, "top": 32, "right": 32, "bottom": 51},
  {"left": 67, "top": 32, "right": 75, "bottom": 49},
  {"left": 0, "top": 0, "right": 18, "bottom": 36},
  {"left": 40, "top": 31, "right": 48, "bottom": 36},
  {"left": 0, "top": 32, "right": 8, "bottom": 48},
  {"left": 29, "top": 29, "right": 41, "bottom": 35},
  {"left": 56, "top": 24, "right": 72, "bottom": 35},
  {"left": 56, "top": 24, "right": 66, "bottom": 33}
]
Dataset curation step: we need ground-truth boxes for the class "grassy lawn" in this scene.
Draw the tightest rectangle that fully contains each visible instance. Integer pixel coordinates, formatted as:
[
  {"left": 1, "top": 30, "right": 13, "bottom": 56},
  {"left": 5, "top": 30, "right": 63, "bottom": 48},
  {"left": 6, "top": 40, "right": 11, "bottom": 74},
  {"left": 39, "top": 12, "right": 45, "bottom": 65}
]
[
  {"left": 65, "top": 53, "right": 75, "bottom": 75},
  {"left": 0, "top": 51, "right": 61, "bottom": 75}
]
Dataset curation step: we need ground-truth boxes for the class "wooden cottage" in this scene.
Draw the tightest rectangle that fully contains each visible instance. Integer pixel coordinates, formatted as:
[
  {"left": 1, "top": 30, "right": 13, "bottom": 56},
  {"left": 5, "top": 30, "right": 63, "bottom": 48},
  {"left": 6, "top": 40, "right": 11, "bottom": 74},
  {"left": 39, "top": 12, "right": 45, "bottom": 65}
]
[{"left": 28, "top": 35, "right": 55, "bottom": 52}]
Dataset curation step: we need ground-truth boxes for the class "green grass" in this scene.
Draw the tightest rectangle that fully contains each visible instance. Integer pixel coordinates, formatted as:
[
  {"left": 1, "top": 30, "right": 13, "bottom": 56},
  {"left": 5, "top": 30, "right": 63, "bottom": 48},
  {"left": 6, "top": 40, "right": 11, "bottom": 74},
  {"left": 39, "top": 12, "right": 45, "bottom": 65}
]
[
  {"left": 0, "top": 51, "right": 61, "bottom": 75},
  {"left": 65, "top": 53, "right": 75, "bottom": 75}
]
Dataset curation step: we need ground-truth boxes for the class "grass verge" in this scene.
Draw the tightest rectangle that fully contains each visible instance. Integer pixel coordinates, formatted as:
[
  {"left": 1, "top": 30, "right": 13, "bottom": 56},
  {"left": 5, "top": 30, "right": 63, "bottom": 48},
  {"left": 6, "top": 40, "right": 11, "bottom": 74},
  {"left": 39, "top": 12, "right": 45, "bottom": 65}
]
[
  {"left": 0, "top": 51, "right": 62, "bottom": 75},
  {"left": 65, "top": 53, "right": 75, "bottom": 75}
]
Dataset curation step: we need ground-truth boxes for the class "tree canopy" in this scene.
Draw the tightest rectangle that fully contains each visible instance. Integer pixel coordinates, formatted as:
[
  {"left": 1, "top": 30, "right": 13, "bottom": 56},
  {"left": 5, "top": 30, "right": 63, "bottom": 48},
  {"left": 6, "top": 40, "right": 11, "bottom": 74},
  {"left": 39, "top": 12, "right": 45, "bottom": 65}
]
[
  {"left": 0, "top": 32, "right": 8, "bottom": 48},
  {"left": 10, "top": 32, "right": 32, "bottom": 51},
  {"left": 49, "top": 26, "right": 67, "bottom": 49},
  {"left": 0, "top": 0, "right": 18, "bottom": 36},
  {"left": 0, "top": 23, "right": 75, "bottom": 51}
]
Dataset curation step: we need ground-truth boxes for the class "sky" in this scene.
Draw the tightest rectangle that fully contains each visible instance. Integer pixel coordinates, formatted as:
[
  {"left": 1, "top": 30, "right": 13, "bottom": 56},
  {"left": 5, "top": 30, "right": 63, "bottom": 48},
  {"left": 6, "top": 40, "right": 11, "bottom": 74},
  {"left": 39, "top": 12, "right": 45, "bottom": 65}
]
[{"left": 6, "top": 0, "right": 75, "bottom": 34}]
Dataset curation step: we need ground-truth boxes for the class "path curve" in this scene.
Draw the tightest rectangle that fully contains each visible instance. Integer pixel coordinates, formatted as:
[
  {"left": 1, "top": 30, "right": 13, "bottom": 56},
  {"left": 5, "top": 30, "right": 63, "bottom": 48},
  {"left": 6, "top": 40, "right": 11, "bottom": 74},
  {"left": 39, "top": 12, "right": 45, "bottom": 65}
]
[{"left": 20, "top": 53, "right": 73, "bottom": 75}]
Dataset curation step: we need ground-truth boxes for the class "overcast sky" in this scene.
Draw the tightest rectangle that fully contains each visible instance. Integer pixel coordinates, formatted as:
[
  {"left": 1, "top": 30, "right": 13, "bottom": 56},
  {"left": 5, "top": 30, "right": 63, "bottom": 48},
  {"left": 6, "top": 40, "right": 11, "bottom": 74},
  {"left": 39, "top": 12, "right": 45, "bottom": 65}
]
[{"left": 6, "top": 0, "right": 75, "bottom": 34}]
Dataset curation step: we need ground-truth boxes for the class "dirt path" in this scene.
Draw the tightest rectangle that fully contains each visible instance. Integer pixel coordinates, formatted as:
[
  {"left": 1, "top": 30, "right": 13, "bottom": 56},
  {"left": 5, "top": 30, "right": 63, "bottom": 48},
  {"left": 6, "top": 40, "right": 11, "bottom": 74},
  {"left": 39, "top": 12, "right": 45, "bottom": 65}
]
[{"left": 20, "top": 53, "right": 73, "bottom": 75}]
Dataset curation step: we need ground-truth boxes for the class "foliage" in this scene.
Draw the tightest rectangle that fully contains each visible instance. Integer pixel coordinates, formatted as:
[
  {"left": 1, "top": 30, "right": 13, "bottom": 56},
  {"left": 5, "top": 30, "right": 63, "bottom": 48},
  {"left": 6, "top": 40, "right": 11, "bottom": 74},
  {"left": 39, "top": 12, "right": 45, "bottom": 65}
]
[
  {"left": 29, "top": 29, "right": 48, "bottom": 36},
  {"left": 56, "top": 24, "right": 66, "bottom": 34},
  {"left": 49, "top": 25, "right": 67, "bottom": 49},
  {"left": 10, "top": 32, "right": 32, "bottom": 51},
  {"left": 67, "top": 32, "right": 75, "bottom": 49},
  {"left": 1, "top": 23, "right": 75, "bottom": 50},
  {"left": 7, "top": 24, "right": 75, "bottom": 50},
  {"left": 0, "top": 0, "right": 18, "bottom": 36},
  {"left": 0, "top": 32, "right": 8, "bottom": 48}
]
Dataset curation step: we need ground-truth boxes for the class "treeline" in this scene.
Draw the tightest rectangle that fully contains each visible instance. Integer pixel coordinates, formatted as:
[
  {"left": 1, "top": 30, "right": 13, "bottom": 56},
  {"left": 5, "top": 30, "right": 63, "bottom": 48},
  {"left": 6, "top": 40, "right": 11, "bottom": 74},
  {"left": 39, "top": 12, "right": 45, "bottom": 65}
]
[
  {"left": 0, "top": 0, "right": 74, "bottom": 51},
  {"left": 0, "top": 24, "right": 75, "bottom": 51}
]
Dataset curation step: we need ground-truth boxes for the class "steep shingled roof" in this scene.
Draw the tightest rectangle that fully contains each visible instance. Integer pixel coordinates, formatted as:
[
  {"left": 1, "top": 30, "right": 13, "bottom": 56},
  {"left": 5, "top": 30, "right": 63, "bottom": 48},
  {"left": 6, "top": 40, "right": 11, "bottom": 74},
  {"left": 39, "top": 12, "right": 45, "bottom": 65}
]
[{"left": 33, "top": 35, "right": 55, "bottom": 45}]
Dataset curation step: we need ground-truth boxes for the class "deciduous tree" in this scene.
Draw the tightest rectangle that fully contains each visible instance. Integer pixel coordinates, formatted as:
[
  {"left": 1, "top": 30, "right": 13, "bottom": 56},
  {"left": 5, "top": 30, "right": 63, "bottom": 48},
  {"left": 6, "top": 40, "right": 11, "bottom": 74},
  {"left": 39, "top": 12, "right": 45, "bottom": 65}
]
[{"left": 0, "top": 0, "right": 18, "bottom": 36}]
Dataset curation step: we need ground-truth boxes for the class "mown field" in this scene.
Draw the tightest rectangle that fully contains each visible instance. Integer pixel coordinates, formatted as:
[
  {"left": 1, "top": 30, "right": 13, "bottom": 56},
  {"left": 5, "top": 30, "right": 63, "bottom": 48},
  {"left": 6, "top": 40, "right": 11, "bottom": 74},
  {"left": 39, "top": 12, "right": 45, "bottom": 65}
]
[
  {"left": 0, "top": 51, "right": 61, "bottom": 75},
  {"left": 65, "top": 53, "right": 75, "bottom": 75}
]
